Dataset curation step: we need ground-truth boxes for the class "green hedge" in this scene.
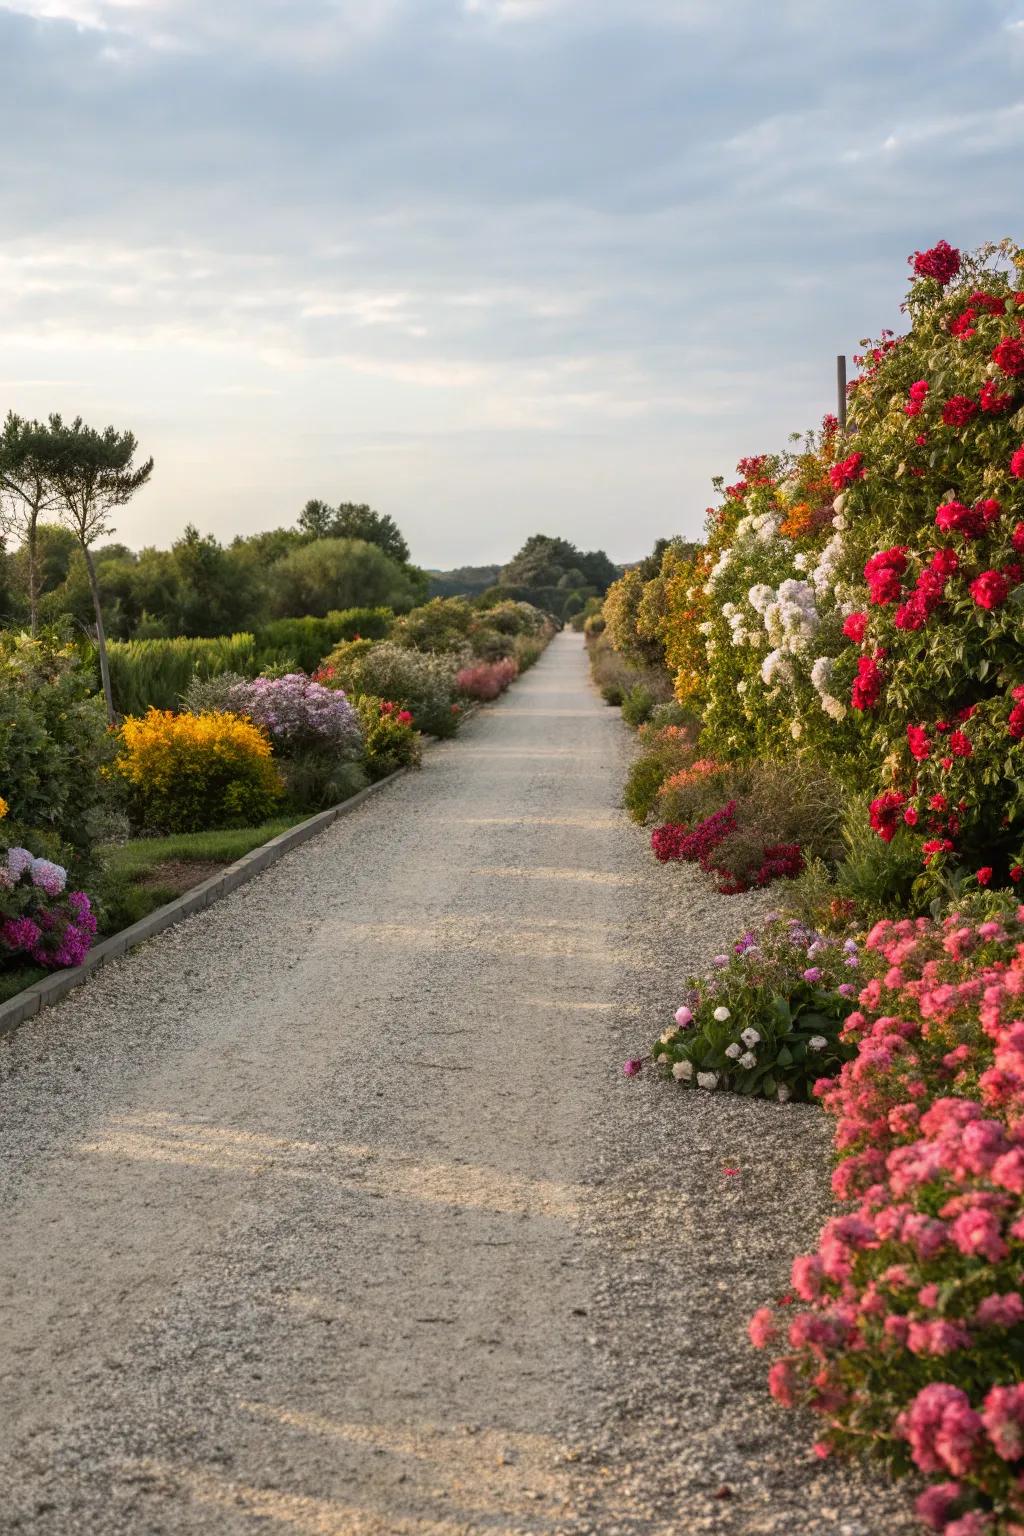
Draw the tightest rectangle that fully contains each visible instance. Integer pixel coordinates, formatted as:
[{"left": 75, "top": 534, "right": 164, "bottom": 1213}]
[{"left": 108, "top": 607, "right": 394, "bottom": 714}]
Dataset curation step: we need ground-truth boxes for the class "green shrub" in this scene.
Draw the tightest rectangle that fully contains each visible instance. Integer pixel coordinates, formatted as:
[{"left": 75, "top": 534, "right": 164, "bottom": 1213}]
[
  {"left": 319, "top": 641, "right": 460, "bottom": 738},
  {"left": 391, "top": 597, "right": 475, "bottom": 653},
  {"left": 601, "top": 682, "right": 625, "bottom": 706},
  {"left": 621, "top": 684, "right": 655, "bottom": 729},
  {"left": 622, "top": 725, "right": 695, "bottom": 823},
  {"left": 0, "top": 630, "right": 117, "bottom": 878},
  {"left": 255, "top": 607, "right": 392, "bottom": 673},
  {"left": 513, "top": 633, "right": 547, "bottom": 672},
  {"left": 278, "top": 753, "right": 366, "bottom": 813},
  {"left": 354, "top": 694, "right": 423, "bottom": 780},
  {"left": 108, "top": 633, "right": 257, "bottom": 715}
]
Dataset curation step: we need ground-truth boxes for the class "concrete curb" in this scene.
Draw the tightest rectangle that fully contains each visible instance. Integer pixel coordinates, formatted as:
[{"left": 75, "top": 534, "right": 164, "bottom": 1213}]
[{"left": 0, "top": 769, "right": 406, "bottom": 1043}]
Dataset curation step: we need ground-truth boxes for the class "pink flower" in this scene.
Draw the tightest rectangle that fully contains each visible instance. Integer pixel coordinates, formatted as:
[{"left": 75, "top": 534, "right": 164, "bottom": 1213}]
[
  {"left": 915, "top": 1483, "right": 964, "bottom": 1533},
  {"left": 982, "top": 1383, "right": 1024, "bottom": 1460},
  {"left": 748, "top": 1307, "right": 778, "bottom": 1348},
  {"left": 974, "top": 1293, "right": 1024, "bottom": 1329}
]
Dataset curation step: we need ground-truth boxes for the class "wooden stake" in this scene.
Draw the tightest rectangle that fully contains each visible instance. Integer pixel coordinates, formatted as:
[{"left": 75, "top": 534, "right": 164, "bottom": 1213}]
[{"left": 837, "top": 354, "right": 848, "bottom": 432}]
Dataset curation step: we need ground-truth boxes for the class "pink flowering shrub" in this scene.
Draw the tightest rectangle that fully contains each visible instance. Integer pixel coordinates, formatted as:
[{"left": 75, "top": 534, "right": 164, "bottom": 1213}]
[
  {"left": 455, "top": 658, "right": 518, "bottom": 702},
  {"left": 752, "top": 904, "right": 1024, "bottom": 1531},
  {"left": 0, "top": 846, "right": 97, "bottom": 969}
]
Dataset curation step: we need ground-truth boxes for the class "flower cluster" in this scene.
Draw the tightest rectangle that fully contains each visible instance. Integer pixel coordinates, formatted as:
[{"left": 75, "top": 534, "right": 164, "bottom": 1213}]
[
  {"left": 646, "top": 917, "right": 858, "bottom": 1102},
  {"left": 0, "top": 844, "right": 96, "bottom": 970},
  {"left": 455, "top": 658, "right": 518, "bottom": 701},
  {"left": 753, "top": 906, "right": 1024, "bottom": 1530},
  {"left": 115, "top": 708, "right": 284, "bottom": 833},
  {"left": 228, "top": 673, "right": 363, "bottom": 757}
]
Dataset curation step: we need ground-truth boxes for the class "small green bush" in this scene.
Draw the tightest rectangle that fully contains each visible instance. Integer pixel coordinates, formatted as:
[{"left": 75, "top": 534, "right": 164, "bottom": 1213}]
[
  {"left": 320, "top": 641, "right": 460, "bottom": 738},
  {"left": 601, "top": 682, "right": 625, "bottom": 706},
  {"left": 622, "top": 725, "right": 695, "bottom": 823},
  {"left": 354, "top": 694, "right": 423, "bottom": 781},
  {"left": 621, "top": 684, "right": 655, "bottom": 729}
]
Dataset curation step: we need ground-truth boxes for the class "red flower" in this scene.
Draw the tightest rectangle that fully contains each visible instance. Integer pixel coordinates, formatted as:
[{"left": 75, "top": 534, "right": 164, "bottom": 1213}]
[
  {"left": 1013, "top": 524, "right": 1024, "bottom": 553},
  {"left": 1012, "top": 866, "right": 1023, "bottom": 883},
  {"left": 829, "top": 453, "right": 865, "bottom": 490},
  {"left": 941, "top": 395, "right": 978, "bottom": 427},
  {"left": 980, "top": 379, "right": 1014, "bottom": 414},
  {"left": 852, "top": 655, "right": 883, "bottom": 710},
  {"left": 1009, "top": 702, "right": 1024, "bottom": 740},
  {"left": 908, "top": 379, "right": 930, "bottom": 403},
  {"left": 397, "top": 709, "right": 413, "bottom": 725},
  {"left": 907, "top": 724, "right": 931, "bottom": 760},
  {"left": 970, "top": 569, "right": 1010, "bottom": 610},
  {"left": 842, "top": 611, "right": 867, "bottom": 643},
  {"left": 935, "top": 500, "right": 984, "bottom": 539},
  {"left": 930, "top": 546, "right": 959, "bottom": 577},
  {"left": 970, "top": 290, "right": 1007, "bottom": 316},
  {"left": 1012, "top": 446, "right": 1024, "bottom": 479},
  {"left": 864, "top": 546, "right": 908, "bottom": 605},
  {"left": 993, "top": 338, "right": 1024, "bottom": 376},
  {"left": 869, "top": 791, "right": 906, "bottom": 843},
  {"left": 910, "top": 240, "right": 961, "bottom": 284},
  {"left": 949, "top": 730, "right": 973, "bottom": 758},
  {"left": 950, "top": 309, "right": 976, "bottom": 338},
  {"left": 904, "top": 806, "right": 919, "bottom": 826},
  {"left": 977, "top": 867, "right": 994, "bottom": 887}
]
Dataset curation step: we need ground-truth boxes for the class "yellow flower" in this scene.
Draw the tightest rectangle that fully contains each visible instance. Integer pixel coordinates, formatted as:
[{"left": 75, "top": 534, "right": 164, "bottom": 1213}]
[{"left": 0, "top": 796, "right": 7, "bottom": 820}]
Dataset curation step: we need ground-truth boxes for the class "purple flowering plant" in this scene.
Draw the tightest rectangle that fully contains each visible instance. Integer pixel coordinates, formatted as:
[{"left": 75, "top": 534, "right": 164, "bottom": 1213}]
[
  {"left": 643, "top": 916, "right": 860, "bottom": 1102},
  {"left": 227, "top": 673, "right": 363, "bottom": 758},
  {"left": 0, "top": 846, "right": 97, "bottom": 970}
]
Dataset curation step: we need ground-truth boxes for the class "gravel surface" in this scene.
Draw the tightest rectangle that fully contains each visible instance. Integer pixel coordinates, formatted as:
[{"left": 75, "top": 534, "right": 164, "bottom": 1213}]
[{"left": 0, "top": 633, "right": 916, "bottom": 1535}]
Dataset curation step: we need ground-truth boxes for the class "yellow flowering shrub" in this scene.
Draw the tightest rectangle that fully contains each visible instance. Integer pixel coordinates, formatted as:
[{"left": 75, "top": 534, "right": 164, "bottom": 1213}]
[
  {"left": 114, "top": 709, "right": 284, "bottom": 832},
  {"left": 0, "top": 796, "right": 7, "bottom": 820}
]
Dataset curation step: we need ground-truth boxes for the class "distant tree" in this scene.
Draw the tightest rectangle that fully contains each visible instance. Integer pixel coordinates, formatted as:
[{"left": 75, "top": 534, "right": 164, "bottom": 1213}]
[
  {"left": 501, "top": 534, "right": 618, "bottom": 606},
  {"left": 330, "top": 504, "right": 410, "bottom": 565},
  {"left": 45, "top": 414, "right": 153, "bottom": 723},
  {"left": 169, "top": 525, "right": 261, "bottom": 637},
  {"left": 270, "top": 537, "right": 421, "bottom": 619},
  {"left": 0, "top": 412, "right": 61, "bottom": 633},
  {"left": 297, "top": 499, "right": 335, "bottom": 540}
]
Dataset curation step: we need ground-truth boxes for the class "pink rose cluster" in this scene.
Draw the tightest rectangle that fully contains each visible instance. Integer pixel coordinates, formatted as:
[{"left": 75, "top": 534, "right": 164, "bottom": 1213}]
[
  {"left": 750, "top": 909, "right": 1024, "bottom": 1531},
  {"left": 0, "top": 847, "right": 97, "bottom": 971}
]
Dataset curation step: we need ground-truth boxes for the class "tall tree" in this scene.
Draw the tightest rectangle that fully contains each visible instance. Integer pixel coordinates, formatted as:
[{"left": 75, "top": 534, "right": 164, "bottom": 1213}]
[
  {"left": 45, "top": 415, "right": 153, "bottom": 723},
  {"left": 297, "top": 498, "right": 335, "bottom": 540},
  {"left": 0, "top": 412, "right": 61, "bottom": 633},
  {"left": 330, "top": 504, "right": 410, "bottom": 566}
]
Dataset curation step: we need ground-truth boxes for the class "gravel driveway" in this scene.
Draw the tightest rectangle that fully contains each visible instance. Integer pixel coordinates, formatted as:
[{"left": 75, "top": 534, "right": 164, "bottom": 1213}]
[{"left": 0, "top": 633, "right": 915, "bottom": 1535}]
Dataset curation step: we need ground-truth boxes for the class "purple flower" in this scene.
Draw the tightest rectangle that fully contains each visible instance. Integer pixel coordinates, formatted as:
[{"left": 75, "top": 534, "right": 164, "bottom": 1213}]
[
  {"left": 802, "top": 967, "right": 823, "bottom": 983},
  {"left": 838, "top": 984, "right": 856, "bottom": 998},
  {"left": 623, "top": 1058, "right": 643, "bottom": 1078},
  {"left": 7, "top": 847, "right": 33, "bottom": 879},
  {"left": 31, "top": 858, "right": 67, "bottom": 897},
  {"left": 2, "top": 916, "right": 42, "bottom": 952}
]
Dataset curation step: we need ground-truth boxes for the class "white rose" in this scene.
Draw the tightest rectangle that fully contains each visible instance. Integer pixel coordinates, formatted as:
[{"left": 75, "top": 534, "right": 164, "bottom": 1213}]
[
  {"left": 713, "top": 1006, "right": 731, "bottom": 1022},
  {"left": 672, "top": 1060, "right": 693, "bottom": 1081},
  {"left": 657, "top": 1052, "right": 669, "bottom": 1064},
  {"left": 725, "top": 1043, "right": 741, "bottom": 1059},
  {"left": 777, "top": 1085, "right": 792, "bottom": 1103},
  {"left": 832, "top": 493, "right": 846, "bottom": 513},
  {"left": 809, "top": 1035, "right": 828, "bottom": 1052},
  {"left": 740, "top": 1027, "right": 760, "bottom": 1047},
  {"left": 696, "top": 1071, "right": 719, "bottom": 1091},
  {"left": 739, "top": 1051, "right": 757, "bottom": 1069}
]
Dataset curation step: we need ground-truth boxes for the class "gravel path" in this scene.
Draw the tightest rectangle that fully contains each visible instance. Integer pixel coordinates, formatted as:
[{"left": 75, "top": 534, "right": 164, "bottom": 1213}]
[{"left": 0, "top": 633, "right": 915, "bottom": 1535}]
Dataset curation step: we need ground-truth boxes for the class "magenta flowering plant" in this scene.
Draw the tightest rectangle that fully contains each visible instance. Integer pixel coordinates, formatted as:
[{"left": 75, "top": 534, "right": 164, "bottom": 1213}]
[
  {"left": 0, "top": 846, "right": 97, "bottom": 970},
  {"left": 751, "top": 904, "right": 1024, "bottom": 1531},
  {"left": 649, "top": 917, "right": 858, "bottom": 1101}
]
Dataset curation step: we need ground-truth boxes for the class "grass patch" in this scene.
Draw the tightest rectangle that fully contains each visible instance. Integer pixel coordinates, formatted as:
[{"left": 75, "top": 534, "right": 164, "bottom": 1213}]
[{"left": 100, "top": 816, "right": 306, "bottom": 881}]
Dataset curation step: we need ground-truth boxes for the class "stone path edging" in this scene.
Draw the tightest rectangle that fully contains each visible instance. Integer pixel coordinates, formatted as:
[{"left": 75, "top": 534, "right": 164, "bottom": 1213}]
[{"left": 0, "top": 769, "right": 405, "bottom": 1042}]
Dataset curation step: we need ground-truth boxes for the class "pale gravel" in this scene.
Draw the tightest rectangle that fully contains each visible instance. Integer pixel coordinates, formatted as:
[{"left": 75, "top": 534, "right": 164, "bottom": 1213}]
[{"left": 0, "top": 632, "right": 916, "bottom": 1535}]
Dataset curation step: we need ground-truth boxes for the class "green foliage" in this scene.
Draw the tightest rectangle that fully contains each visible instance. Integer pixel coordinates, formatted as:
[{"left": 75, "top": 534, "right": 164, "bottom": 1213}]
[
  {"left": 321, "top": 641, "right": 460, "bottom": 738},
  {"left": 651, "top": 917, "right": 858, "bottom": 1103},
  {"left": 298, "top": 501, "right": 410, "bottom": 565},
  {"left": 0, "top": 628, "right": 116, "bottom": 878},
  {"left": 354, "top": 694, "right": 423, "bottom": 781},
  {"left": 621, "top": 684, "right": 655, "bottom": 729},
  {"left": 269, "top": 537, "right": 421, "bottom": 619},
  {"left": 622, "top": 724, "right": 695, "bottom": 823},
  {"left": 255, "top": 607, "right": 393, "bottom": 672},
  {"left": 278, "top": 753, "right": 367, "bottom": 813},
  {"left": 391, "top": 597, "right": 475, "bottom": 652},
  {"left": 108, "top": 633, "right": 258, "bottom": 715}
]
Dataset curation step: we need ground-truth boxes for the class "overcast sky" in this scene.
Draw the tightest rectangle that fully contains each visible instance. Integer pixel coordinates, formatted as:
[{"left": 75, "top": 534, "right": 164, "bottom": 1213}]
[{"left": 1, "top": 0, "right": 1021, "bottom": 568}]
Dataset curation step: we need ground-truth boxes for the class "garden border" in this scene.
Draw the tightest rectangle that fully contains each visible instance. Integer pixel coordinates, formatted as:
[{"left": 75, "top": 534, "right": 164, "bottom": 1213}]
[{"left": 0, "top": 768, "right": 405, "bottom": 1042}]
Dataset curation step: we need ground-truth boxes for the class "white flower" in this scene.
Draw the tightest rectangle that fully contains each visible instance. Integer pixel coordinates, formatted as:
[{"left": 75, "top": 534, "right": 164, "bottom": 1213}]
[
  {"left": 672, "top": 1059, "right": 693, "bottom": 1081},
  {"left": 737, "top": 680, "right": 747, "bottom": 694},
  {"left": 713, "top": 1006, "right": 731, "bottom": 1022},
  {"left": 822, "top": 695, "right": 847, "bottom": 722},
  {"left": 790, "top": 719, "right": 803, "bottom": 740},
  {"left": 740, "top": 1027, "right": 760, "bottom": 1047},
  {"left": 659, "top": 1027, "right": 679, "bottom": 1045},
  {"left": 657, "top": 1052, "right": 669, "bottom": 1064},
  {"left": 739, "top": 1050, "right": 757, "bottom": 1069},
  {"left": 696, "top": 1071, "right": 719, "bottom": 1091},
  {"left": 777, "top": 1085, "right": 792, "bottom": 1103},
  {"left": 832, "top": 493, "right": 846, "bottom": 514},
  {"left": 809, "top": 1035, "right": 828, "bottom": 1052},
  {"left": 725, "top": 1043, "right": 742, "bottom": 1059}
]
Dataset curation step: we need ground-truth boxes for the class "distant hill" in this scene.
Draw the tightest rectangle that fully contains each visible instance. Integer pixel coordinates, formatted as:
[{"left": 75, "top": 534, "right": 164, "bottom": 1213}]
[{"left": 426, "top": 564, "right": 502, "bottom": 598}]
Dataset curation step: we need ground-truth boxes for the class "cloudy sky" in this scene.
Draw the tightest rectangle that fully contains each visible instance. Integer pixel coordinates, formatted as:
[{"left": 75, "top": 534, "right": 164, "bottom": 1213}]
[{"left": 1, "top": 0, "right": 1021, "bottom": 568}]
